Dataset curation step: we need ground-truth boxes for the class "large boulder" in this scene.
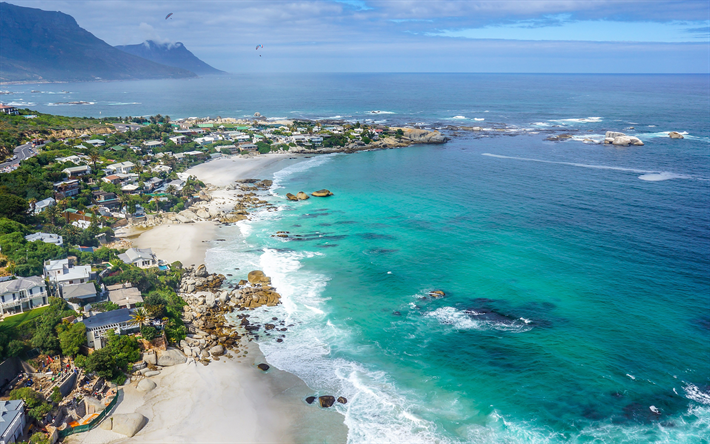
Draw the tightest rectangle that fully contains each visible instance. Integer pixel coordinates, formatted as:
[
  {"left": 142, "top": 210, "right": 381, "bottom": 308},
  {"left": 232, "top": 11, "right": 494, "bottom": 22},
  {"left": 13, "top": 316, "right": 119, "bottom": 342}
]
[
  {"left": 210, "top": 344, "right": 224, "bottom": 356},
  {"left": 296, "top": 191, "right": 309, "bottom": 200},
  {"left": 669, "top": 131, "right": 684, "bottom": 139},
  {"left": 196, "top": 209, "right": 210, "bottom": 219},
  {"left": 110, "top": 413, "right": 147, "bottom": 437},
  {"left": 286, "top": 193, "right": 298, "bottom": 201},
  {"left": 137, "top": 378, "right": 156, "bottom": 392},
  {"left": 312, "top": 189, "right": 333, "bottom": 197},
  {"left": 248, "top": 270, "right": 271, "bottom": 285},
  {"left": 603, "top": 131, "right": 644, "bottom": 146},
  {"left": 157, "top": 348, "right": 187, "bottom": 366},
  {"left": 319, "top": 396, "right": 336, "bottom": 408},
  {"left": 195, "top": 264, "right": 209, "bottom": 278},
  {"left": 142, "top": 353, "right": 157, "bottom": 366}
]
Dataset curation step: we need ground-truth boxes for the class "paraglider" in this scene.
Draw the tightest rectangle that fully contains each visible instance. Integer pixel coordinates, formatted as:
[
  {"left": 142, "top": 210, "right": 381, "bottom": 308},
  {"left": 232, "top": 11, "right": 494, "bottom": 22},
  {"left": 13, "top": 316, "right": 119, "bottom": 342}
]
[
  {"left": 165, "top": 13, "right": 173, "bottom": 20},
  {"left": 256, "top": 44, "right": 263, "bottom": 50}
]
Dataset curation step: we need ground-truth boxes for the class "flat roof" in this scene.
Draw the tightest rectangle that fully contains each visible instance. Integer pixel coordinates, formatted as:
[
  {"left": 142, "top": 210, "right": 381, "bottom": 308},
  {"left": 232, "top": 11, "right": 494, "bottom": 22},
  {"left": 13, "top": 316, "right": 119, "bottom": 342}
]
[{"left": 82, "top": 308, "right": 133, "bottom": 329}]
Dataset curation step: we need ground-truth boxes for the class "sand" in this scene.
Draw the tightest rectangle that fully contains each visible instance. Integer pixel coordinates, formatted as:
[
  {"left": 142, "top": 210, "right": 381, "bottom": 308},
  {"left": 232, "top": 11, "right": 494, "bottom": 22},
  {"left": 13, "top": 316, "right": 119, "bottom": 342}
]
[
  {"left": 131, "top": 221, "right": 216, "bottom": 268},
  {"left": 77, "top": 154, "right": 348, "bottom": 443}
]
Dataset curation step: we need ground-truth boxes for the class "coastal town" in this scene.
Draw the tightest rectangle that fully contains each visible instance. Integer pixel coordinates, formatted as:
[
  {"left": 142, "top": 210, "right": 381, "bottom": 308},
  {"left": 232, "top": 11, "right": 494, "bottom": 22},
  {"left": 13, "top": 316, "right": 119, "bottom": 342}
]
[{"left": 0, "top": 104, "right": 447, "bottom": 443}]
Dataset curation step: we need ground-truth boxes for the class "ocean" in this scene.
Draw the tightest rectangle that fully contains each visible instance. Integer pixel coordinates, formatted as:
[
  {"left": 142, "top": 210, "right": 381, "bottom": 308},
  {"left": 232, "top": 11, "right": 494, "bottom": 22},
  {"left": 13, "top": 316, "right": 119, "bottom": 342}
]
[{"left": 9, "top": 74, "right": 710, "bottom": 442}]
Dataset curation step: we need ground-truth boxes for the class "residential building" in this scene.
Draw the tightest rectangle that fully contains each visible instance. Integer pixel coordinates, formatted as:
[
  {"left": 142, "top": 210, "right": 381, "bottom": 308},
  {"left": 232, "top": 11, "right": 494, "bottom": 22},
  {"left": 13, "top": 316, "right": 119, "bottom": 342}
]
[
  {"left": 143, "top": 177, "right": 163, "bottom": 191},
  {"left": 85, "top": 139, "right": 106, "bottom": 147},
  {"left": 33, "top": 197, "right": 56, "bottom": 215},
  {"left": 44, "top": 259, "right": 92, "bottom": 290},
  {"left": 24, "top": 232, "right": 63, "bottom": 246},
  {"left": 309, "top": 136, "right": 324, "bottom": 146},
  {"left": 0, "top": 104, "right": 19, "bottom": 115},
  {"left": 56, "top": 155, "right": 85, "bottom": 164},
  {"left": 107, "top": 283, "right": 143, "bottom": 308},
  {"left": 62, "top": 165, "right": 92, "bottom": 177},
  {"left": 152, "top": 165, "right": 172, "bottom": 174},
  {"left": 239, "top": 143, "right": 257, "bottom": 151},
  {"left": 104, "top": 161, "right": 135, "bottom": 175},
  {"left": 113, "top": 123, "right": 142, "bottom": 132},
  {"left": 0, "top": 276, "right": 48, "bottom": 316},
  {"left": 117, "top": 248, "right": 157, "bottom": 268},
  {"left": 143, "top": 140, "right": 164, "bottom": 149},
  {"left": 82, "top": 309, "right": 138, "bottom": 350},
  {"left": 53, "top": 180, "right": 80, "bottom": 199},
  {"left": 216, "top": 145, "right": 239, "bottom": 154},
  {"left": 61, "top": 282, "right": 97, "bottom": 302},
  {"left": 92, "top": 190, "right": 120, "bottom": 209},
  {"left": 0, "top": 400, "right": 26, "bottom": 443},
  {"left": 121, "top": 184, "right": 140, "bottom": 194},
  {"left": 169, "top": 135, "right": 186, "bottom": 145},
  {"left": 102, "top": 175, "right": 122, "bottom": 185},
  {"left": 194, "top": 136, "right": 215, "bottom": 145}
]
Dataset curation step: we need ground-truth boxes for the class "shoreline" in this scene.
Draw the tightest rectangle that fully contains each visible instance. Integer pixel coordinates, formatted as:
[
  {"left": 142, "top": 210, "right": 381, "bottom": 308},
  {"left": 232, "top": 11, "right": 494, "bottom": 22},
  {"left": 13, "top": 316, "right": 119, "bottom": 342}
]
[{"left": 85, "top": 154, "right": 348, "bottom": 443}]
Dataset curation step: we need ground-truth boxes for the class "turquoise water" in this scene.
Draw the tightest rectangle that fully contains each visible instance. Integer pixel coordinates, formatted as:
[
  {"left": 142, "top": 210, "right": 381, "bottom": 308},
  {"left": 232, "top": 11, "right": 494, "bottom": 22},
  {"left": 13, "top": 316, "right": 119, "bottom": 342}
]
[{"left": 13, "top": 74, "right": 710, "bottom": 442}]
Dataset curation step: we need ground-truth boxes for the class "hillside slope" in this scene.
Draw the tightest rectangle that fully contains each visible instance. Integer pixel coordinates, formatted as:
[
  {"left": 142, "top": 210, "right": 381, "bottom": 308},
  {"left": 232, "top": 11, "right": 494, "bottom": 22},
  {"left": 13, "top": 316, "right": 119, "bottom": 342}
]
[{"left": 0, "top": 2, "right": 197, "bottom": 82}]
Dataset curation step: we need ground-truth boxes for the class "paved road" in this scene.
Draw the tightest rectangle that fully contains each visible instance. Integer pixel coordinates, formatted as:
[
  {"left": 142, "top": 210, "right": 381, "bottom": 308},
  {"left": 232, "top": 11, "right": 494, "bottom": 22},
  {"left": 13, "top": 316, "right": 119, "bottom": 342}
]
[{"left": 0, "top": 143, "right": 37, "bottom": 171}]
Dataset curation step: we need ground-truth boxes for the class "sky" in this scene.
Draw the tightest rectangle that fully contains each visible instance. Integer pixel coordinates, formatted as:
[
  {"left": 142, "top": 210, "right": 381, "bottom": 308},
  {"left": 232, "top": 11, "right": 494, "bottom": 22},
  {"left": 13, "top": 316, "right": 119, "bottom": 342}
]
[{"left": 9, "top": 0, "right": 710, "bottom": 73}]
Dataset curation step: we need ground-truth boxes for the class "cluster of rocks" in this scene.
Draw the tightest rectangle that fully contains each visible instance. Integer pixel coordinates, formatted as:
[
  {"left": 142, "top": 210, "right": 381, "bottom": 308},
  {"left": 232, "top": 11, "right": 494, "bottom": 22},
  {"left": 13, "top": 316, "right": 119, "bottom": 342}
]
[
  {"left": 390, "top": 127, "right": 449, "bottom": 144},
  {"left": 668, "top": 131, "right": 684, "bottom": 139},
  {"left": 305, "top": 395, "right": 348, "bottom": 408},
  {"left": 603, "top": 131, "right": 644, "bottom": 147},
  {"left": 175, "top": 265, "right": 286, "bottom": 364},
  {"left": 286, "top": 189, "right": 333, "bottom": 201}
]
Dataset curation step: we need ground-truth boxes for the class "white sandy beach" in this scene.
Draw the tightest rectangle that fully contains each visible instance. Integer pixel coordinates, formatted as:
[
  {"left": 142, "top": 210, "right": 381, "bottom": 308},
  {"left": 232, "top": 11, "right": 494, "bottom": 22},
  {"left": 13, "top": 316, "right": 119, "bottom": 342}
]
[{"left": 78, "top": 154, "right": 347, "bottom": 443}]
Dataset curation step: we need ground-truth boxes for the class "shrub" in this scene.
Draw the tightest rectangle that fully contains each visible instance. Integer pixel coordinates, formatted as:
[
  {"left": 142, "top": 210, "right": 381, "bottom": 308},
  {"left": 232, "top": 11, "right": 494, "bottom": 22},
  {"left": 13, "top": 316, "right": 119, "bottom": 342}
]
[{"left": 140, "top": 325, "right": 159, "bottom": 341}]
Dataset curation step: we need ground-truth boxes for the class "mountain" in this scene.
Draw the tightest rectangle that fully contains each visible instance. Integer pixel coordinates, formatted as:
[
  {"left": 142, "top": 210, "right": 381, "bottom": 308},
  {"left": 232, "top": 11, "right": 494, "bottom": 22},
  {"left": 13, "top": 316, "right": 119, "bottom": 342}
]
[
  {"left": 116, "top": 41, "right": 224, "bottom": 75},
  {"left": 0, "top": 2, "right": 196, "bottom": 82}
]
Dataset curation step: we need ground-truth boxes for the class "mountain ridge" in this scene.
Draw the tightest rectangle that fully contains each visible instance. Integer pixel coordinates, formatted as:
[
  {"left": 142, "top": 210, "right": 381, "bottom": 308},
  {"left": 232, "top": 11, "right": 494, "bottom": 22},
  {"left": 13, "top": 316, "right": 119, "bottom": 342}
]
[
  {"left": 116, "top": 40, "right": 225, "bottom": 75},
  {"left": 0, "top": 2, "right": 197, "bottom": 83}
]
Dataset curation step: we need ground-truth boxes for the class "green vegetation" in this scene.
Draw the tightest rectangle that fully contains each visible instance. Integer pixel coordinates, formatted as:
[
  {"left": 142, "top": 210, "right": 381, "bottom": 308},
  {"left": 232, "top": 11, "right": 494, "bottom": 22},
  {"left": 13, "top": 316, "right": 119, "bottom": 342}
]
[
  {"left": 84, "top": 330, "right": 141, "bottom": 380},
  {"left": 57, "top": 322, "right": 87, "bottom": 357},
  {"left": 9, "top": 387, "right": 53, "bottom": 421}
]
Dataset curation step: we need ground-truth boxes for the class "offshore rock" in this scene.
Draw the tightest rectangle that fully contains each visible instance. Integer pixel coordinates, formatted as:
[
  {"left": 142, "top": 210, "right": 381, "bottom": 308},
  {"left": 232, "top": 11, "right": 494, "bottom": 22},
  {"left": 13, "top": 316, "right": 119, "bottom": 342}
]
[
  {"left": 305, "top": 396, "right": 316, "bottom": 404},
  {"left": 391, "top": 127, "right": 448, "bottom": 144},
  {"left": 319, "top": 396, "right": 336, "bottom": 408},
  {"left": 296, "top": 191, "right": 310, "bottom": 200},
  {"left": 337, "top": 396, "right": 348, "bottom": 404},
  {"left": 286, "top": 193, "right": 299, "bottom": 201},
  {"left": 429, "top": 290, "right": 445, "bottom": 298},
  {"left": 669, "top": 131, "right": 684, "bottom": 139},
  {"left": 257, "top": 363, "right": 270, "bottom": 371},
  {"left": 312, "top": 189, "right": 333, "bottom": 197}
]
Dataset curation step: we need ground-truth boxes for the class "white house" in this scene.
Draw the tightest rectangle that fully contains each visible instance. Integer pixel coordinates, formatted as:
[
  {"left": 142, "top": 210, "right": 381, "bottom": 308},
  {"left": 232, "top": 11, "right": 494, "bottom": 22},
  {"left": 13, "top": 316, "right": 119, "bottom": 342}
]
[
  {"left": 309, "top": 136, "right": 324, "bottom": 146},
  {"left": 56, "top": 155, "right": 85, "bottom": 164},
  {"left": 194, "top": 136, "right": 215, "bottom": 145},
  {"left": 44, "top": 259, "right": 92, "bottom": 289},
  {"left": 0, "top": 276, "right": 48, "bottom": 316},
  {"left": 143, "top": 140, "right": 164, "bottom": 148},
  {"left": 85, "top": 139, "right": 106, "bottom": 147},
  {"left": 62, "top": 165, "right": 92, "bottom": 177},
  {"left": 169, "top": 135, "right": 187, "bottom": 145},
  {"left": 24, "top": 232, "right": 63, "bottom": 246},
  {"left": 104, "top": 161, "right": 135, "bottom": 175},
  {"left": 33, "top": 197, "right": 56, "bottom": 215},
  {"left": 117, "top": 248, "right": 157, "bottom": 268},
  {"left": 0, "top": 400, "right": 26, "bottom": 444}
]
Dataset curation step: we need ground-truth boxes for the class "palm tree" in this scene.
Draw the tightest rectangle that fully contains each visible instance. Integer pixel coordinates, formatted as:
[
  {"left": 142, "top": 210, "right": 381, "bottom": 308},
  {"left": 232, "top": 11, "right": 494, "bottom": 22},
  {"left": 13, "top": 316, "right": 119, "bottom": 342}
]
[
  {"left": 130, "top": 307, "right": 150, "bottom": 327},
  {"left": 89, "top": 151, "right": 100, "bottom": 171},
  {"left": 166, "top": 185, "right": 177, "bottom": 196},
  {"left": 28, "top": 198, "right": 37, "bottom": 215}
]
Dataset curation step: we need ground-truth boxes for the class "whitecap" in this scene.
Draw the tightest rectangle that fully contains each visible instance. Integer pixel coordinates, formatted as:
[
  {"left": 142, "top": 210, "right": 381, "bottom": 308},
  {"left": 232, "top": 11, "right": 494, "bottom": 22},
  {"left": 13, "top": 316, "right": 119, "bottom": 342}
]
[
  {"left": 365, "top": 110, "right": 395, "bottom": 115},
  {"left": 550, "top": 117, "right": 603, "bottom": 124},
  {"left": 426, "top": 307, "right": 532, "bottom": 333},
  {"left": 684, "top": 383, "right": 710, "bottom": 405},
  {"left": 638, "top": 172, "right": 690, "bottom": 182},
  {"left": 627, "top": 374, "right": 636, "bottom": 380},
  {"left": 474, "top": 118, "right": 484, "bottom": 121},
  {"left": 451, "top": 115, "right": 466, "bottom": 120}
]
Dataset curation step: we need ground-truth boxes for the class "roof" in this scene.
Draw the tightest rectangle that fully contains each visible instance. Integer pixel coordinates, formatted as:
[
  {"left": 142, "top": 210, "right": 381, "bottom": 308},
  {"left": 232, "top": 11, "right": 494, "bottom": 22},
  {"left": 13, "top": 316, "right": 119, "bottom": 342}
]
[
  {"left": 0, "top": 276, "right": 44, "bottom": 294},
  {"left": 25, "top": 232, "right": 63, "bottom": 244},
  {"left": 82, "top": 308, "right": 133, "bottom": 330},
  {"left": 63, "top": 165, "right": 90, "bottom": 173},
  {"left": 0, "top": 400, "right": 24, "bottom": 437},
  {"left": 62, "top": 283, "right": 96, "bottom": 300},
  {"left": 108, "top": 285, "right": 143, "bottom": 307},
  {"left": 118, "top": 248, "right": 155, "bottom": 264}
]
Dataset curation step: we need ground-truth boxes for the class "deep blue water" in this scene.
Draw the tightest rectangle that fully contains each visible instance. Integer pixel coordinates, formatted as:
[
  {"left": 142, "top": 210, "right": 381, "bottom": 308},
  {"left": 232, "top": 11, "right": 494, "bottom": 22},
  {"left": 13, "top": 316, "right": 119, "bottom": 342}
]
[{"left": 10, "top": 74, "right": 710, "bottom": 442}]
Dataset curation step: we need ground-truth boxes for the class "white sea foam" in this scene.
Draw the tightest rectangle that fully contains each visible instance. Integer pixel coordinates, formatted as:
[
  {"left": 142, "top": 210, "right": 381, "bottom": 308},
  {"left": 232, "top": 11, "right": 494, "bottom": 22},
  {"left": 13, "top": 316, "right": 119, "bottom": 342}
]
[
  {"left": 482, "top": 153, "right": 695, "bottom": 182},
  {"left": 365, "top": 110, "right": 395, "bottom": 115},
  {"left": 474, "top": 118, "right": 485, "bottom": 121},
  {"left": 550, "top": 117, "right": 603, "bottom": 124},
  {"left": 638, "top": 172, "right": 691, "bottom": 182},
  {"left": 426, "top": 307, "right": 533, "bottom": 333},
  {"left": 106, "top": 102, "right": 141, "bottom": 106},
  {"left": 684, "top": 383, "right": 710, "bottom": 405},
  {"left": 7, "top": 101, "right": 35, "bottom": 106},
  {"left": 452, "top": 116, "right": 466, "bottom": 120},
  {"left": 271, "top": 154, "right": 339, "bottom": 193}
]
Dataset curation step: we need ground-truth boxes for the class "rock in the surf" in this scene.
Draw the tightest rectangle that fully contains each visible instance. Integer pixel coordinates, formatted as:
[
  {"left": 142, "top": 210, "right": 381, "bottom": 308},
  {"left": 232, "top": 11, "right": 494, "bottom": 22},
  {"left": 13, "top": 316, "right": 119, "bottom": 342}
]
[
  {"left": 337, "top": 396, "right": 348, "bottom": 404},
  {"left": 286, "top": 193, "right": 298, "bottom": 201},
  {"left": 248, "top": 270, "right": 271, "bottom": 285},
  {"left": 669, "top": 131, "right": 684, "bottom": 139},
  {"left": 296, "top": 191, "right": 310, "bottom": 200},
  {"left": 306, "top": 396, "right": 316, "bottom": 404},
  {"left": 312, "top": 189, "right": 334, "bottom": 197},
  {"left": 429, "top": 290, "right": 445, "bottom": 298},
  {"left": 319, "top": 395, "right": 336, "bottom": 408},
  {"left": 603, "top": 131, "right": 644, "bottom": 146},
  {"left": 257, "top": 363, "right": 270, "bottom": 371}
]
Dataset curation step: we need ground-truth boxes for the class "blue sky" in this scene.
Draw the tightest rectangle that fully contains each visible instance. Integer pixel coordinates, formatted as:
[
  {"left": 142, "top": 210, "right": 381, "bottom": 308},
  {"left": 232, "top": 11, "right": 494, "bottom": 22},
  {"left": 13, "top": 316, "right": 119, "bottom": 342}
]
[{"left": 10, "top": 0, "right": 710, "bottom": 73}]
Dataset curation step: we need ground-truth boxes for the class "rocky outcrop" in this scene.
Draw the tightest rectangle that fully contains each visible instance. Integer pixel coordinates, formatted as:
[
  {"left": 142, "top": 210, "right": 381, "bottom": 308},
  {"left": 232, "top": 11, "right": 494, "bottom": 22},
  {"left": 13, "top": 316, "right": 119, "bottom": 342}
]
[
  {"left": 337, "top": 396, "right": 347, "bottom": 404},
  {"left": 257, "top": 363, "right": 270, "bottom": 371},
  {"left": 319, "top": 395, "right": 336, "bottom": 408},
  {"left": 391, "top": 127, "right": 448, "bottom": 144},
  {"left": 286, "top": 193, "right": 298, "bottom": 201},
  {"left": 669, "top": 131, "right": 684, "bottom": 139},
  {"left": 312, "top": 189, "right": 333, "bottom": 197},
  {"left": 296, "top": 191, "right": 310, "bottom": 200},
  {"left": 604, "top": 131, "right": 644, "bottom": 146},
  {"left": 247, "top": 270, "right": 271, "bottom": 286},
  {"left": 429, "top": 290, "right": 445, "bottom": 298},
  {"left": 109, "top": 413, "right": 147, "bottom": 437},
  {"left": 195, "top": 264, "right": 209, "bottom": 278}
]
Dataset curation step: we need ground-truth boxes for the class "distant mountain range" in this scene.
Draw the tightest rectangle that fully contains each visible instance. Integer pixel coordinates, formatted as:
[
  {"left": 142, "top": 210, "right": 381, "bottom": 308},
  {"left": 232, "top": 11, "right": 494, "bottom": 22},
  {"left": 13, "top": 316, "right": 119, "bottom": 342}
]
[
  {"left": 116, "top": 41, "right": 224, "bottom": 75},
  {"left": 0, "top": 2, "right": 223, "bottom": 83}
]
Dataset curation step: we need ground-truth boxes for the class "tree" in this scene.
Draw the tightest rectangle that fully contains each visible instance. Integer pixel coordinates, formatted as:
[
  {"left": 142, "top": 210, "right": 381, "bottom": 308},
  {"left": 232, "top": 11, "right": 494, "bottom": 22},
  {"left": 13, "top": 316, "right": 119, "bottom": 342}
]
[
  {"left": 31, "top": 322, "right": 60, "bottom": 354},
  {"left": 9, "top": 387, "right": 52, "bottom": 421},
  {"left": 6, "top": 339, "right": 25, "bottom": 357},
  {"left": 130, "top": 307, "right": 150, "bottom": 327},
  {"left": 0, "top": 193, "right": 28, "bottom": 222},
  {"left": 58, "top": 322, "right": 86, "bottom": 357},
  {"left": 28, "top": 197, "right": 37, "bottom": 215},
  {"left": 84, "top": 347, "right": 117, "bottom": 379},
  {"left": 50, "top": 386, "right": 63, "bottom": 403},
  {"left": 89, "top": 150, "right": 100, "bottom": 171}
]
